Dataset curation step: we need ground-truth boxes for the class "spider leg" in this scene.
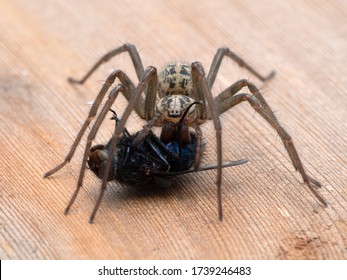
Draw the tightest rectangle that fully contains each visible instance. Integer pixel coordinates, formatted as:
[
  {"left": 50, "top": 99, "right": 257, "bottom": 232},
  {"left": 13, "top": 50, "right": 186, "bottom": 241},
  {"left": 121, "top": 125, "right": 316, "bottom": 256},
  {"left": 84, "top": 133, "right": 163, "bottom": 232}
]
[
  {"left": 214, "top": 80, "right": 322, "bottom": 188},
  {"left": 64, "top": 84, "right": 126, "bottom": 216},
  {"left": 194, "top": 125, "right": 203, "bottom": 170},
  {"left": 68, "top": 43, "right": 154, "bottom": 120},
  {"left": 214, "top": 79, "right": 278, "bottom": 121},
  {"left": 68, "top": 43, "right": 145, "bottom": 84},
  {"left": 44, "top": 69, "right": 131, "bottom": 178},
  {"left": 44, "top": 64, "right": 157, "bottom": 178},
  {"left": 218, "top": 92, "right": 327, "bottom": 206},
  {"left": 88, "top": 66, "right": 157, "bottom": 223},
  {"left": 191, "top": 62, "right": 224, "bottom": 221},
  {"left": 132, "top": 111, "right": 161, "bottom": 146},
  {"left": 207, "top": 47, "right": 275, "bottom": 89},
  {"left": 103, "top": 70, "right": 153, "bottom": 119},
  {"left": 104, "top": 69, "right": 156, "bottom": 120}
]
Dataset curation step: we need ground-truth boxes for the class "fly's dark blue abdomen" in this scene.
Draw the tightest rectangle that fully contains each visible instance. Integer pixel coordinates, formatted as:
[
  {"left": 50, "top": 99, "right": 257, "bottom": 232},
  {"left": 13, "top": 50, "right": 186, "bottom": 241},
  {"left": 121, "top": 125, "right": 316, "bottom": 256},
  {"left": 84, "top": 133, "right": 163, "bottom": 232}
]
[
  {"left": 114, "top": 131, "right": 197, "bottom": 186},
  {"left": 165, "top": 135, "right": 196, "bottom": 172}
]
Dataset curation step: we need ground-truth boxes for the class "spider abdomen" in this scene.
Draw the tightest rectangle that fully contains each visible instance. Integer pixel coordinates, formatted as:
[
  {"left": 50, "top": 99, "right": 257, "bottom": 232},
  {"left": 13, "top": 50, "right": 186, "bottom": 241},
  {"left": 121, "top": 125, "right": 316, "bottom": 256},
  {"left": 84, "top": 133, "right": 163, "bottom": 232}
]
[{"left": 158, "top": 63, "right": 193, "bottom": 97}]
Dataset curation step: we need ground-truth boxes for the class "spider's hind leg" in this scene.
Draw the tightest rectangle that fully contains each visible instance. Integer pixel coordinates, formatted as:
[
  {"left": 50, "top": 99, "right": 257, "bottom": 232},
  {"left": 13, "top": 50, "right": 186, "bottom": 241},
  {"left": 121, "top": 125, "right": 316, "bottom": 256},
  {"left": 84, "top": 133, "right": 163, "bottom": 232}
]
[
  {"left": 214, "top": 78, "right": 277, "bottom": 121},
  {"left": 207, "top": 47, "right": 275, "bottom": 89},
  {"left": 215, "top": 91, "right": 327, "bottom": 206},
  {"left": 213, "top": 78, "right": 323, "bottom": 189}
]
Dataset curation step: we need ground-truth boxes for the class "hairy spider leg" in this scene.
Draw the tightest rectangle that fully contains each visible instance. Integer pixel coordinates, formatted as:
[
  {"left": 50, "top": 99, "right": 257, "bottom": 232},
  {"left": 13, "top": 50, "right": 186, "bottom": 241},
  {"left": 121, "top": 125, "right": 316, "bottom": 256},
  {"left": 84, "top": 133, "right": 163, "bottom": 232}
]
[
  {"left": 214, "top": 79, "right": 277, "bottom": 121},
  {"left": 87, "top": 67, "right": 157, "bottom": 223},
  {"left": 212, "top": 76, "right": 324, "bottom": 190},
  {"left": 68, "top": 43, "right": 156, "bottom": 120},
  {"left": 206, "top": 47, "right": 275, "bottom": 89},
  {"left": 203, "top": 49, "right": 326, "bottom": 210},
  {"left": 68, "top": 43, "right": 145, "bottom": 84},
  {"left": 213, "top": 91, "right": 327, "bottom": 206},
  {"left": 43, "top": 69, "right": 149, "bottom": 178},
  {"left": 64, "top": 84, "right": 125, "bottom": 215},
  {"left": 191, "top": 62, "right": 224, "bottom": 221}
]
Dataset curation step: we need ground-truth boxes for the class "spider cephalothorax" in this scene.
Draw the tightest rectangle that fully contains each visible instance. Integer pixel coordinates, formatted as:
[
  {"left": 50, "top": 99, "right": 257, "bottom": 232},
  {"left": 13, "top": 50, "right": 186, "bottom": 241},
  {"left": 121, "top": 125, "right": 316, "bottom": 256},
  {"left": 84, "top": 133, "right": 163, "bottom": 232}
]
[
  {"left": 156, "top": 94, "right": 198, "bottom": 144},
  {"left": 45, "top": 43, "right": 327, "bottom": 223},
  {"left": 156, "top": 95, "right": 197, "bottom": 123}
]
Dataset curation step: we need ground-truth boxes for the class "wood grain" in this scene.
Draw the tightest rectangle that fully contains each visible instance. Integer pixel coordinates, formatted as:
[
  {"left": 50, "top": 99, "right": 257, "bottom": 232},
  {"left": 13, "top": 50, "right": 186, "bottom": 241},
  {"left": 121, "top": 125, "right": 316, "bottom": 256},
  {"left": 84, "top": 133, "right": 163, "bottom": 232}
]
[{"left": 0, "top": 0, "right": 346, "bottom": 259}]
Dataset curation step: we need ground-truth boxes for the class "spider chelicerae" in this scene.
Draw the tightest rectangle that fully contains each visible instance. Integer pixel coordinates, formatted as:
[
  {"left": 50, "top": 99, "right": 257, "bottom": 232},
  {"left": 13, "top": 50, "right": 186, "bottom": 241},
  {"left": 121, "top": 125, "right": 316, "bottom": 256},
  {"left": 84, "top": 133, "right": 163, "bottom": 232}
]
[{"left": 44, "top": 43, "right": 327, "bottom": 222}]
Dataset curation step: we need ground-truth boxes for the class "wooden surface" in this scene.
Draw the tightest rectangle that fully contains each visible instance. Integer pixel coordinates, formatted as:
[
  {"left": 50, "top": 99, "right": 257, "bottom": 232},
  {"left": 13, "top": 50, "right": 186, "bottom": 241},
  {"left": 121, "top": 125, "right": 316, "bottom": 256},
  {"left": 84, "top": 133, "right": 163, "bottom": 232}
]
[{"left": 0, "top": 0, "right": 346, "bottom": 260}]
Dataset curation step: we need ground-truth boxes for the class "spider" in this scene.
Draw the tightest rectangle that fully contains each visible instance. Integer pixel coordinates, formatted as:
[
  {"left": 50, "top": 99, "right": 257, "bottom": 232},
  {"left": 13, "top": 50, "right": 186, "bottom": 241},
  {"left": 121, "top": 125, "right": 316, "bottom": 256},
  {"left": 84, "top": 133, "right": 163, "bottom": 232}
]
[{"left": 44, "top": 43, "right": 327, "bottom": 223}]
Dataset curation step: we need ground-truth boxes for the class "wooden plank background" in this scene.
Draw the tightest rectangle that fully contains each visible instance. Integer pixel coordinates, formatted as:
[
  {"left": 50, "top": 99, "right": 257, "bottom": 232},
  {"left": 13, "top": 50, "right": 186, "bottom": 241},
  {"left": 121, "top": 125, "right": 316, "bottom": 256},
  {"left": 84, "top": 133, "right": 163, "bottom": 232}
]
[{"left": 0, "top": 0, "right": 346, "bottom": 260}]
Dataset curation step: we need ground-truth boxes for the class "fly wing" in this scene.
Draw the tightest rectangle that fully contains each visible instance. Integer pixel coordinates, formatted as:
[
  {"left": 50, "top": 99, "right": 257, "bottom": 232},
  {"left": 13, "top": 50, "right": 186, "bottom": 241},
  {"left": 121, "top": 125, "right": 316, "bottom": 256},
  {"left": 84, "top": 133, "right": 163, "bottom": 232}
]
[{"left": 154, "top": 159, "right": 248, "bottom": 176}]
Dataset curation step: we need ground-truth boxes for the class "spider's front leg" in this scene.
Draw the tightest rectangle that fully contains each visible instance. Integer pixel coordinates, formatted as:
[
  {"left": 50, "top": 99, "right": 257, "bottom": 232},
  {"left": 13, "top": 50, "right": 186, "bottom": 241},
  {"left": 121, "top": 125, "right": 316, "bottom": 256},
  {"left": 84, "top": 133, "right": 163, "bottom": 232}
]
[
  {"left": 64, "top": 66, "right": 158, "bottom": 223},
  {"left": 64, "top": 84, "right": 126, "bottom": 216},
  {"left": 88, "top": 66, "right": 158, "bottom": 223},
  {"left": 213, "top": 83, "right": 327, "bottom": 206},
  {"left": 44, "top": 66, "right": 156, "bottom": 179},
  {"left": 191, "top": 62, "right": 224, "bottom": 221},
  {"left": 44, "top": 69, "right": 133, "bottom": 178}
]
